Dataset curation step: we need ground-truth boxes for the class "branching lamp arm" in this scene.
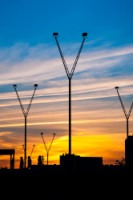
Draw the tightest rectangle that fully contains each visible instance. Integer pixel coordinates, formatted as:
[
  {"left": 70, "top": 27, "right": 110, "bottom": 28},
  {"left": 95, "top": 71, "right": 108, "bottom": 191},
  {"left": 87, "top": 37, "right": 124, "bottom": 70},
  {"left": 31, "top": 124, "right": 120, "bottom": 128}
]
[
  {"left": 48, "top": 133, "right": 56, "bottom": 153},
  {"left": 41, "top": 133, "right": 48, "bottom": 153},
  {"left": 128, "top": 101, "right": 133, "bottom": 119},
  {"left": 115, "top": 87, "right": 127, "bottom": 118},
  {"left": 53, "top": 33, "right": 70, "bottom": 78},
  {"left": 26, "top": 85, "right": 38, "bottom": 115},
  {"left": 13, "top": 85, "right": 25, "bottom": 116},
  {"left": 30, "top": 144, "right": 35, "bottom": 157},
  {"left": 70, "top": 34, "right": 87, "bottom": 78}
]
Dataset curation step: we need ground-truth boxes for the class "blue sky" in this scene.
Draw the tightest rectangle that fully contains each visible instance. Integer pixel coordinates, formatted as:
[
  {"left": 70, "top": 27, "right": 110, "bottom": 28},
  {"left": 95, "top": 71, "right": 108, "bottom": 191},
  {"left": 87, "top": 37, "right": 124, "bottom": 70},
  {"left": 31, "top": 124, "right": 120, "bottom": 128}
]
[
  {"left": 0, "top": 0, "right": 133, "bottom": 168},
  {"left": 0, "top": 0, "right": 133, "bottom": 46}
]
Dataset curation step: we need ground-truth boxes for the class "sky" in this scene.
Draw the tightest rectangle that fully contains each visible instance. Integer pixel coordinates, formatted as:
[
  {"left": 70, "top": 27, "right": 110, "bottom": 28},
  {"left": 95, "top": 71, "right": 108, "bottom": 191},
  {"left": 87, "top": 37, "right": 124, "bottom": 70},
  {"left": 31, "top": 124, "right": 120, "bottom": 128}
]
[{"left": 0, "top": 0, "right": 133, "bottom": 169}]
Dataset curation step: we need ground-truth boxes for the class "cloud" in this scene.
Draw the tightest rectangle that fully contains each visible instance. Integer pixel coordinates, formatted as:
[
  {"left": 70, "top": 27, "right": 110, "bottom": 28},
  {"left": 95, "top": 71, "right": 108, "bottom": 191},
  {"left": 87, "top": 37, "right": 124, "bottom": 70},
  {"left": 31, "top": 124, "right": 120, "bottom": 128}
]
[
  {"left": 0, "top": 42, "right": 133, "bottom": 126},
  {"left": 0, "top": 43, "right": 132, "bottom": 85},
  {"left": 0, "top": 41, "right": 133, "bottom": 167}
]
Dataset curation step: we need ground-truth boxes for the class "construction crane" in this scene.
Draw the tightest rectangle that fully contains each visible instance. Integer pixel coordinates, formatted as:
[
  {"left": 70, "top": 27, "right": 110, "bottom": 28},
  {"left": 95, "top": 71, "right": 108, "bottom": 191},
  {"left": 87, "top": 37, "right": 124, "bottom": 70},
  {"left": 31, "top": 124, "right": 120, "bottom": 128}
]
[
  {"left": 13, "top": 84, "right": 38, "bottom": 168},
  {"left": 115, "top": 86, "right": 133, "bottom": 138},
  {"left": 40, "top": 132, "right": 56, "bottom": 165},
  {"left": 53, "top": 32, "right": 87, "bottom": 155}
]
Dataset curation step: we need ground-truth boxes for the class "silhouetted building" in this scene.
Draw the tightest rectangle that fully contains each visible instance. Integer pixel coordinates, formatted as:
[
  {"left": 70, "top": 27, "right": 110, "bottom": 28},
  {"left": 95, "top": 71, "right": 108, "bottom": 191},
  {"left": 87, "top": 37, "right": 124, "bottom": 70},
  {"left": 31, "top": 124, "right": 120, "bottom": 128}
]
[
  {"left": 125, "top": 135, "right": 133, "bottom": 166},
  {"left": 0, "top": 149, "right": 15, "bottom": 169},
  {"left": 60, "top": 154, "right": 103, "bottom": 171}
]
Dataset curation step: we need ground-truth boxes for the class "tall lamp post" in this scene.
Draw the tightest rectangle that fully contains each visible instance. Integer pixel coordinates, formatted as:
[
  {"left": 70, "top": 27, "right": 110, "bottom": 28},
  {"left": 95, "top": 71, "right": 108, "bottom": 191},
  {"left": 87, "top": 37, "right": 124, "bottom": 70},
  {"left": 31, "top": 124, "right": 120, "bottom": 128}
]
[
  {"left": 53, "top": 32, "right": 87, "bottom": 155},
  {"left": 13, "top": 84, "right": 38, "bottom": 168},
  {"left": 115, "top": 86, "right": 133, "bottom": 138},
  {"left": 41, "top": 132, "right": 56, "bottom": 165}
]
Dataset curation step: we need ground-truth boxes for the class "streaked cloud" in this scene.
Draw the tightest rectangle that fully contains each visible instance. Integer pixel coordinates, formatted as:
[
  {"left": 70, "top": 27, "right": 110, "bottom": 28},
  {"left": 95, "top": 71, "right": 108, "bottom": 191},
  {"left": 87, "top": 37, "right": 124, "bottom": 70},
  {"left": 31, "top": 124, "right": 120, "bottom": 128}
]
[{"left": 0, "top": 41, "right": 133, "bottom": 168}]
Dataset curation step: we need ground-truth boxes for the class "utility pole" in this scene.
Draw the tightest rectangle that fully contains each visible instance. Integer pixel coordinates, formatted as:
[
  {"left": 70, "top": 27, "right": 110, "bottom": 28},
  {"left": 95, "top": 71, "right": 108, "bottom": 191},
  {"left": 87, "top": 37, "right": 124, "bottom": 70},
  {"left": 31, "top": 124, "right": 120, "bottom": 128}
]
[
  {"left": 115, "top": 86, "right": 133, "bottom": 138},
  {"left": 13, "top": 84, "right": 38, "bottom": 168},
  {"left": 41, "top": 132, "right": 56, "bottom": 165},
  {"left": 53, "top": 32, "right": 87, "bottom": 155}
]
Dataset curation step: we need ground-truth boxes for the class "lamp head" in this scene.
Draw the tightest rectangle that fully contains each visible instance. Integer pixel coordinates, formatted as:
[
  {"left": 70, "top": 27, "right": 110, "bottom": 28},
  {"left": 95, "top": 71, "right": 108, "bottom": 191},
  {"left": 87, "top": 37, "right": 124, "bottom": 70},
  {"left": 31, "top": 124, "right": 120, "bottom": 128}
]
[
  {"left": 13, "top": 84, "right": 17, "bottom": 88},
  {"left": 53, "top": 32, "right": 58, "bottom": 37},
  {"left": 82, "top": 32, "right": 88, "bottom": 37},
  {"left": 40, "top": 132, "right": 43, "bottom": 135},
  {"left": 115, "top": 86, "right": 119, "bottom": 90},
  {"left": 34, "top": 84, "right": 38, "bottom": 87}
]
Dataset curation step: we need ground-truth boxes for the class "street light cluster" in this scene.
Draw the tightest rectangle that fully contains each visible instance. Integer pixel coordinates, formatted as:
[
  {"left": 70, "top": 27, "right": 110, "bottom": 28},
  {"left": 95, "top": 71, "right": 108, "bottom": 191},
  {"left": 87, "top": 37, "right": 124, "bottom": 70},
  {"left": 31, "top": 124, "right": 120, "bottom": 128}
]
[{"left": 13, "top": 32, "right": 88, "bottom": 168}]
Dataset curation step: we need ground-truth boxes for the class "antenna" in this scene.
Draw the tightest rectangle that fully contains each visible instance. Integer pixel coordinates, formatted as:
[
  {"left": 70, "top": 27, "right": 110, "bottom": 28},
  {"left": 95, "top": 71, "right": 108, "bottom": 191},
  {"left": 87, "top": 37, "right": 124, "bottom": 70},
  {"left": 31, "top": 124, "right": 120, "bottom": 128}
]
[
  {"left": 40, "top": 132, "right": 56, "bottom": 165},
  {"left": 13, "top": 84, "right": 38, "bottom": 168},
  {"left": 115, "top": 86, "right": 133, "bottom": 138},
  {"left": 53, "top": 32, "right": 87, "bottom": 155}
]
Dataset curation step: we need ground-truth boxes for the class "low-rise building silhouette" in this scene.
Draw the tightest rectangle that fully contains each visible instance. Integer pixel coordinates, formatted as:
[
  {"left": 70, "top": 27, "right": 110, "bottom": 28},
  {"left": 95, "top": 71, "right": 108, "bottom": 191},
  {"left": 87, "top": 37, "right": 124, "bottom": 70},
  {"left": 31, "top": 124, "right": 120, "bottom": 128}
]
[
  {"left": 60, "top": 153, "right": 103, "bottom": 171},
  {"left": 0, "top": 149, "right": 15, "bottom": 169},
  {"left": 125, "top": 135, "right": 133, "bottom": 166}
]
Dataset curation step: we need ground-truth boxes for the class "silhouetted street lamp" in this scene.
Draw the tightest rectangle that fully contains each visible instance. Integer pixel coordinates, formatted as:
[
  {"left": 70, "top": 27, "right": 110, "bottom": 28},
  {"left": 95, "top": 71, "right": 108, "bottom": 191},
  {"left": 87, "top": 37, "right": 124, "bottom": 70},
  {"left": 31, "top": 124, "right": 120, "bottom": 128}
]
[
  {"left": 115, "top": 86, "right": 133, "bottom": 138},
  {"left": 41, "top": 132, "right": 56, "bottom": 165},
  {"left": 13, "top": 84, "right": 38, "bottom": 168},
  {"left": 53, "top": 32, "right": 87, "bottom": 155}
]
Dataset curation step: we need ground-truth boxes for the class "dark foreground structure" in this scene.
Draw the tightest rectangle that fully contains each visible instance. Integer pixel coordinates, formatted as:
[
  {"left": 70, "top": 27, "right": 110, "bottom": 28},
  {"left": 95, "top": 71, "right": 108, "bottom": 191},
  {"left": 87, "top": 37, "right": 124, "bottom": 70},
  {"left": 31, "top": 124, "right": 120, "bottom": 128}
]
[
  {"left": 0, "top": 164, "right": 132, "bottom": 199},
  {"left": 125, "top": 135, "right": 133, "bottom": 166},
  {"left": 0, "top": 155, "right": 133, "bottom": 199},
  {"left": 60, "top": 153, "right": 103, "bottom": 171},
  {"left": 0, "top": 149, "right": 15, "bottom": 169}
]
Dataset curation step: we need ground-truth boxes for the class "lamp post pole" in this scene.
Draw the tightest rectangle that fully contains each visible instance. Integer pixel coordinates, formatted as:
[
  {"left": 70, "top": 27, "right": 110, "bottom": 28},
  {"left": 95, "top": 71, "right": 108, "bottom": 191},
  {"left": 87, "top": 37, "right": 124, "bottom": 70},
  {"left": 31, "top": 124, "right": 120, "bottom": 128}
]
[
  {"left": 53, "top": 32, "right": 87, "bottom": 155},
  {"left": 115, "top": 86, "right": 133, "bottom": 138},
  {"left": 41, "top": 132, "right": 56, "bottom": 165},
  {"left": 13, "top": 84, "right": 38, "bottom": 168}
]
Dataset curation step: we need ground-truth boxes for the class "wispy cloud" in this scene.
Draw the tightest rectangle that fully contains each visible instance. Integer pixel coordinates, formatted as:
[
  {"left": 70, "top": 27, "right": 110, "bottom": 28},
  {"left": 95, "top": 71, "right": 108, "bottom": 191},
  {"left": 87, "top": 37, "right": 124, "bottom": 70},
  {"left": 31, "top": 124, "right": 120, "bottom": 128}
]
[
  {"left": 0, "top": 41, "right": 133, "bottom": 167},
  {"left": 0, "top": 43, "right": 133, "bottom": 85}
]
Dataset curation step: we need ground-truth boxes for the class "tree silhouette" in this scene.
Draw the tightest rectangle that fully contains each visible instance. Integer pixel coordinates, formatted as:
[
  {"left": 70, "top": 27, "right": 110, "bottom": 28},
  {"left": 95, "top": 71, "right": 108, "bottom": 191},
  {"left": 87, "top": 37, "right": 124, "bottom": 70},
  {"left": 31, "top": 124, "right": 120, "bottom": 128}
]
[{"left": 115, "top": 158, "right": 125, "bottom": 166}]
